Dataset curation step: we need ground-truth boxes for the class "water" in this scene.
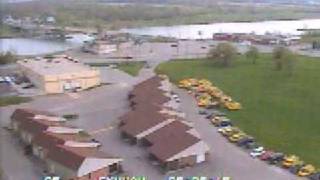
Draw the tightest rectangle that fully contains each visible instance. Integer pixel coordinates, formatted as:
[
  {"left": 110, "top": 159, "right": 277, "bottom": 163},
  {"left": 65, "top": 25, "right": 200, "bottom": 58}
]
[
  {"left": 0, "top": 34, "right": 93, "bottom": 56},
  {"left": 123, "top": 19, "right": 320, "bottom": 39}
]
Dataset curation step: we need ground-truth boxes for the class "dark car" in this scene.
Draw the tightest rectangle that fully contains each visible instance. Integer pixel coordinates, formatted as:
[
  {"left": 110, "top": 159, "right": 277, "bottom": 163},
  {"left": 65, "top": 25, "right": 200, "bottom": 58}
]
[
  {"left": 244, "top": 141, "right": 259, "bottom": 150},
  {"left": 205, "top": 113, "right": 214, "bottom": 119},
  {"left": 308, "top": 172, "right": 320, "bottom": 180},
  {"left": 22, "top": 84, "right": 35, "bottom": 89},
  {"left": 289, "top": 164, "right": 304, "bottom": 174},
  {"left": 268, "top": 153, "right": 285, "bottom": 165},
  {"left": 237, "top": 137, "right": 254, "bottom": 147},
  {"left": 198, "top": 110, "right": 208, "bottom": 115},
  {"left": 218, "top": 120, "right": 233, "bottom": 127}
]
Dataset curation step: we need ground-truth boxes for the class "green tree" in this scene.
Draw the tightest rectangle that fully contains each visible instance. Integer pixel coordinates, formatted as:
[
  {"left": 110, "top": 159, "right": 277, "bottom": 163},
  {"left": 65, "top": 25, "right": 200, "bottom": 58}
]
[
  {"left": 272, "top": 46, "right": 296, "bottom": 75},
  {"left": 208, "top": 43, "right": 237, "bottom": 67},
  {"left": 0, "top": 52, "right": 17, "bottom": 65},
  {"left": 246, "top": 46, "right": 259, "bottom": 64}
]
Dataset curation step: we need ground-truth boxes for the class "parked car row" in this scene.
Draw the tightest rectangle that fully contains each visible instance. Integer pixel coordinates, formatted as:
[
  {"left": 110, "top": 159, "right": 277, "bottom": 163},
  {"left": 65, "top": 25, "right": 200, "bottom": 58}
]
[
  {"left": 205, "top": 111, "right": 319, "bottom": 179},
  {"left": 177, "top": 78, "right": 319, "bottom": 179},
  {"left": 178, "top": 78, "right": 241, "bottom": 111}
]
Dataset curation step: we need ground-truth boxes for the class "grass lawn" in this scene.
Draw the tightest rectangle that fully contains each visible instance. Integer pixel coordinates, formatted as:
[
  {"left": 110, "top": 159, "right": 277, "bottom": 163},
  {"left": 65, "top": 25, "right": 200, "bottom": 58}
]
[
  {"left": 156, "top": 54, "right": 320, "bottom": 167},
  {"left": 117, "top": 62, "right": 145, "bottom": 77},
  {"left": 0, "top": 96, "right": 32, "bottom": 107}
]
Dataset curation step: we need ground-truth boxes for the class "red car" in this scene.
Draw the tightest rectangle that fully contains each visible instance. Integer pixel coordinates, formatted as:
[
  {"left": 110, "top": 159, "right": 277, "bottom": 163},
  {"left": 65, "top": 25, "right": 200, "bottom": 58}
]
[{"left": 260, "top": 150, "right": 274, "bottom": 161}]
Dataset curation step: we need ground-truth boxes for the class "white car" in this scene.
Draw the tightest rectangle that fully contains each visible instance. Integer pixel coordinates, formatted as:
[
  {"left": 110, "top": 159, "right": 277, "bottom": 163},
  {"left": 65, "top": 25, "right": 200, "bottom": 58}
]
[
  {"left": 250, "top": 146, "right": 265, "bottom": 158},
  {"left": 0, "top": 77, "right": 4, "bottom": 83},
  {"left": 4, "top": 76, "right": 12, "bottom": 83}
]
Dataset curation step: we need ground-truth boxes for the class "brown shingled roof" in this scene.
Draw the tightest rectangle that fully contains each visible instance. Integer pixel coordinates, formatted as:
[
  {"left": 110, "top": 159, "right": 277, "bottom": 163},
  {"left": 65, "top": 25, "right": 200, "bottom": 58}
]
[
  {"left": 19, "top": 118, "right": 60, "bottom": 135},
  {"left": 11, "top": 108, "right": 55, "bottom": 122},
  {"left": 148, "top": 131, "right": 200, "bottom": 163},
  {"left": 47, "top": 145, "right": 116, "bottom": 171},
  {"left": 144, "top": 121, "right": 192, "bottom": 145},
  {"left": 32, "top": 132, "right": 90, "bottom": 150},
  {"left": 119, "top": 110, "right": 172, "bottom": 137}
]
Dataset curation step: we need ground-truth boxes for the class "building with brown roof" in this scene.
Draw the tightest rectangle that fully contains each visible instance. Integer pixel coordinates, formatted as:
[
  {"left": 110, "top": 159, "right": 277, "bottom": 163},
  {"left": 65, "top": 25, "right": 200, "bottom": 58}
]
[
  {"left": 32, "top": 129, "right": 92, "bottom": 160},
  {"left": 10, "top": 108, "right": 66, "bottom": 144},
  {"left": 10, "top": 108, "right": 123, "bottom": 179},
  {"left": 46, "top": 145, "right": 122, "bottom": 180},
  {"left": 148, "top": 131, "right": 210, "bottom": 172},
  {"left": 119, "top": 110, "right": 175, "bottom": 144},
  {"left": 11, "top": 108, "right": 65, "bottom": 133},
  {"left": 142, "top": 120, "right": 192, "bottom": 146},
  {"left": 119, "top": 76, "right": 210, "bottom": 172}
]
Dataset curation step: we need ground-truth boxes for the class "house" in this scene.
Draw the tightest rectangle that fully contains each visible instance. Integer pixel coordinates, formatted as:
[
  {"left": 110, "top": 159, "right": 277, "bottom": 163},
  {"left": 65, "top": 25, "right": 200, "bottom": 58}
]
[
  {"left": 147, "top": 130, "right": 210, "bottom": 172},
  {"left": 32, "top": 127, "right": 90, "bottom": 160},
  {"left": 46, "top": 145, "right": 122, "bottom": 180}
]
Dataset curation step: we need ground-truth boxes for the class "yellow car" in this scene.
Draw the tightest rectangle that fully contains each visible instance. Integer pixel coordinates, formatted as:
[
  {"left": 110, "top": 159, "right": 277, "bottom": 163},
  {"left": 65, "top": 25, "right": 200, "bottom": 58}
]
[
  {"left": 282, "top": 155, "right": 300, "bottom": 168},
  {"left": 178, "top": 80, "right": 190, "bottom": 88},
  {"left": 220, "top": 127, "right": 241, "bottom": 137},
  {"left": 220, "top": 95, "right": 232, "bottom": 104},
  {"left": 198, "top": 80, "right": 212, "bottom": 87},
  {"left": 298, "top": 164, "right": 316, "bottom": 177},
  {"left": 197, "top": 99, "right": 209, "bottom": 107},
  {"left": 210, "top": 116, "right": 223, "bottom": 126},
  {"left": 178, "top": 78, "right": 198, "bottom": 89},
  {"left": 225, "top": 101, "right": 242, "bottom": 110},
  {"left": 197, "top": 85, "right": 208, "bottom": 93},
  {"left": 228, "top": 132, "right": 247, "bottom": 143}
]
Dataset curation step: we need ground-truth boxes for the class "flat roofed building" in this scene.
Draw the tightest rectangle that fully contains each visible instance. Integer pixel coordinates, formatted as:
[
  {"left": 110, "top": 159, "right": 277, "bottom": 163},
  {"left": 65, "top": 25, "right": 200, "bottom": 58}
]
[{"left": 18, "top": 56, "right": 101, "bottom": 94}]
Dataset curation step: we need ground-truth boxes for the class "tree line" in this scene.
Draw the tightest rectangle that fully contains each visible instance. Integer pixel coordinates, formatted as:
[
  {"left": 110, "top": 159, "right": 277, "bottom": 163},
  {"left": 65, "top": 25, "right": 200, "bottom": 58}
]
[{"left": 207, "top": 42, "right": 296, "bottom": 75}]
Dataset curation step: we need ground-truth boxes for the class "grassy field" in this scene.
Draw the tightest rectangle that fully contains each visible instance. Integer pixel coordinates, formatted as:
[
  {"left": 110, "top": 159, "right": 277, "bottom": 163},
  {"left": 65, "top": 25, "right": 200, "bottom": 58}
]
[
  {"left": 117, "top": 62, "right": 145, "bottom": 76},
  {"left": 156, "top": 54, "right": 320, "bottom": 167},
  {"left": 0, "top": 96, "right": 32, "bottom": 107}
]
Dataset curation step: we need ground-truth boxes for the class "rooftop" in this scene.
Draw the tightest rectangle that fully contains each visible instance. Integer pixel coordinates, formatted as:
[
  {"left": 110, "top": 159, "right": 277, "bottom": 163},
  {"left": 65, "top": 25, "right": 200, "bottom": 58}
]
[
  {"left": 46, "top": 126, "right": 83, "bottom": 134},
  {"left": 18, "top": 55, "right": 98, "bottom": 76}
]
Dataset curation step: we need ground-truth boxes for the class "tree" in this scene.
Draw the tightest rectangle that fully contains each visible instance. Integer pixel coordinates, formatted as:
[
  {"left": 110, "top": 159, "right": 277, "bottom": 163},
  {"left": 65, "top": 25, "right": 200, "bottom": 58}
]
[
  {"left": 272, "top": 46, "right": 296, "bottom": 75},
  {"left": 0, "top": 52, "right": 17, "bottom": 65},
  {"left": 246, "top": 46, "right": 259, "bottom": 64},
  {"left": 208, "top": 43, "right": 237, "bottom": 67}
]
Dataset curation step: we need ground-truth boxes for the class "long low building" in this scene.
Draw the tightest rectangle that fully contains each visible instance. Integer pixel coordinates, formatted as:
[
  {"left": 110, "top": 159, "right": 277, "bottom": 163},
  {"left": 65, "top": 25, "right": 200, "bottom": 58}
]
[
  {"left": 10, "top": 108, "right": 123, "bottom": 180},
  {"left": 119, "top": 76, "right": 210, "bottom": 172},
  {"left": 18, "top": 55, "right": 101, "bottom": 94}
]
